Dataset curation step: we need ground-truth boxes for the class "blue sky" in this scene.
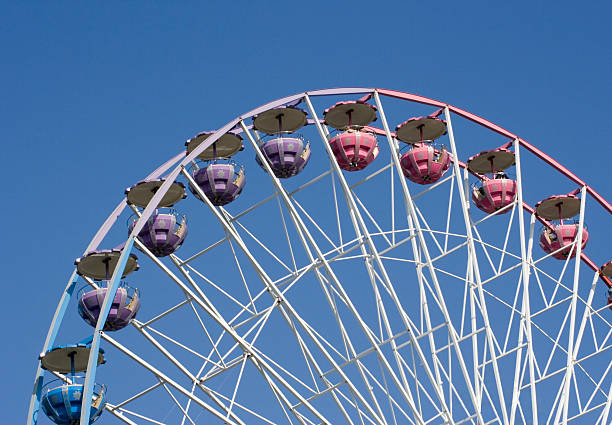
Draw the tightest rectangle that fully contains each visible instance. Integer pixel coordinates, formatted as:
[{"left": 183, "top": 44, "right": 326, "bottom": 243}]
[{"left": 2, "top": 2, "right": 611, "bottom": 424}]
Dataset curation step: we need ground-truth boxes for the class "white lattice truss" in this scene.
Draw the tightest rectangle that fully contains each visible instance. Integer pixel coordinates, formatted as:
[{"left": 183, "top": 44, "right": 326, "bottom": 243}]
[{"left": 34, "top": 92, "right": 612, "bottom": 425}]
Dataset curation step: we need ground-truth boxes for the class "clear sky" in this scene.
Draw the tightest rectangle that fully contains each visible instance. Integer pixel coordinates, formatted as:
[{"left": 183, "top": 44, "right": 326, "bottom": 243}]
[{"left": 2, "top": 1, "right": 611, "bottom": 424}]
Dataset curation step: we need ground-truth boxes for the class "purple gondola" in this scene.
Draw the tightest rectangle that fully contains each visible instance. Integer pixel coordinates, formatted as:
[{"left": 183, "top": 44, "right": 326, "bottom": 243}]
[
  {"left": 78, "top": 284, "right": 141, "bottom": 331},
  {"left": 187, "top": 130, "right": 246, "bottom": 206},
  {"left": 190, "top": 161, "right": 246, "bottom": 206},
  {"left": 129, "top": 210, "right": 187, "bottom": 257},
  {"left": 256, "top": 136, "right": 311, "bottom": 178},
  {"left": 253, "top": 106, "right": 312, "bottom": 177}
]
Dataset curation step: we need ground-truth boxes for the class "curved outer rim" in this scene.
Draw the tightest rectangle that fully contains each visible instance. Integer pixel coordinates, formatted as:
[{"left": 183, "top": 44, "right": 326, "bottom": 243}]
[
  {"left": 81, "top": 88, "right": 612, "bottom": 282},
  {"left": 29, "top": 87, "right": 612, "bottom": 425},
  {"left": 26, "top": 153, "right": 183, "bottom": 425},
  {"left": 86, "top": 87, "right": 612, "bottom": 244}
]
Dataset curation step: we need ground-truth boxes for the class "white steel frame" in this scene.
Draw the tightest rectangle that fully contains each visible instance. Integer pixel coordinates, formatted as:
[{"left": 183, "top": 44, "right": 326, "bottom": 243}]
[{"left": 28, "top": 88, "right": 612, "bottom": 425}]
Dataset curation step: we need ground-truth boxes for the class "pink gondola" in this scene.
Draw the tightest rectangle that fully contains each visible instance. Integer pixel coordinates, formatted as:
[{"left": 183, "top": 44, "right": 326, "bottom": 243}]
[
  {"left": 324, "top": 100, "right": 379, "bottom": 171},
  {"left": 396, "top": 116, "right": 451, "bottom": 185},
  {"left": 536, "top": 194, "right": 589, "bottom": 260},
  {"left": 468, "top": 148, "right": 517, "bottom": 214}
]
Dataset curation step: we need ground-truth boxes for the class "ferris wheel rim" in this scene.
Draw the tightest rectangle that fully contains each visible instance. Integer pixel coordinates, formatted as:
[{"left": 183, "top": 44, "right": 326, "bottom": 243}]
[
  {"left": 80, "top": 87, "right": 611, "bottom": 288},
  {"left": 30, "top": 87, "right": 612, "bottom": 425}
]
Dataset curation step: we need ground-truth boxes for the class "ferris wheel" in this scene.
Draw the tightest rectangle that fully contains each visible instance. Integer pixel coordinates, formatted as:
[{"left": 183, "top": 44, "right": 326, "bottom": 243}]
[{"left": 28, "top": 88, "right": 612, "bottom": 425}]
